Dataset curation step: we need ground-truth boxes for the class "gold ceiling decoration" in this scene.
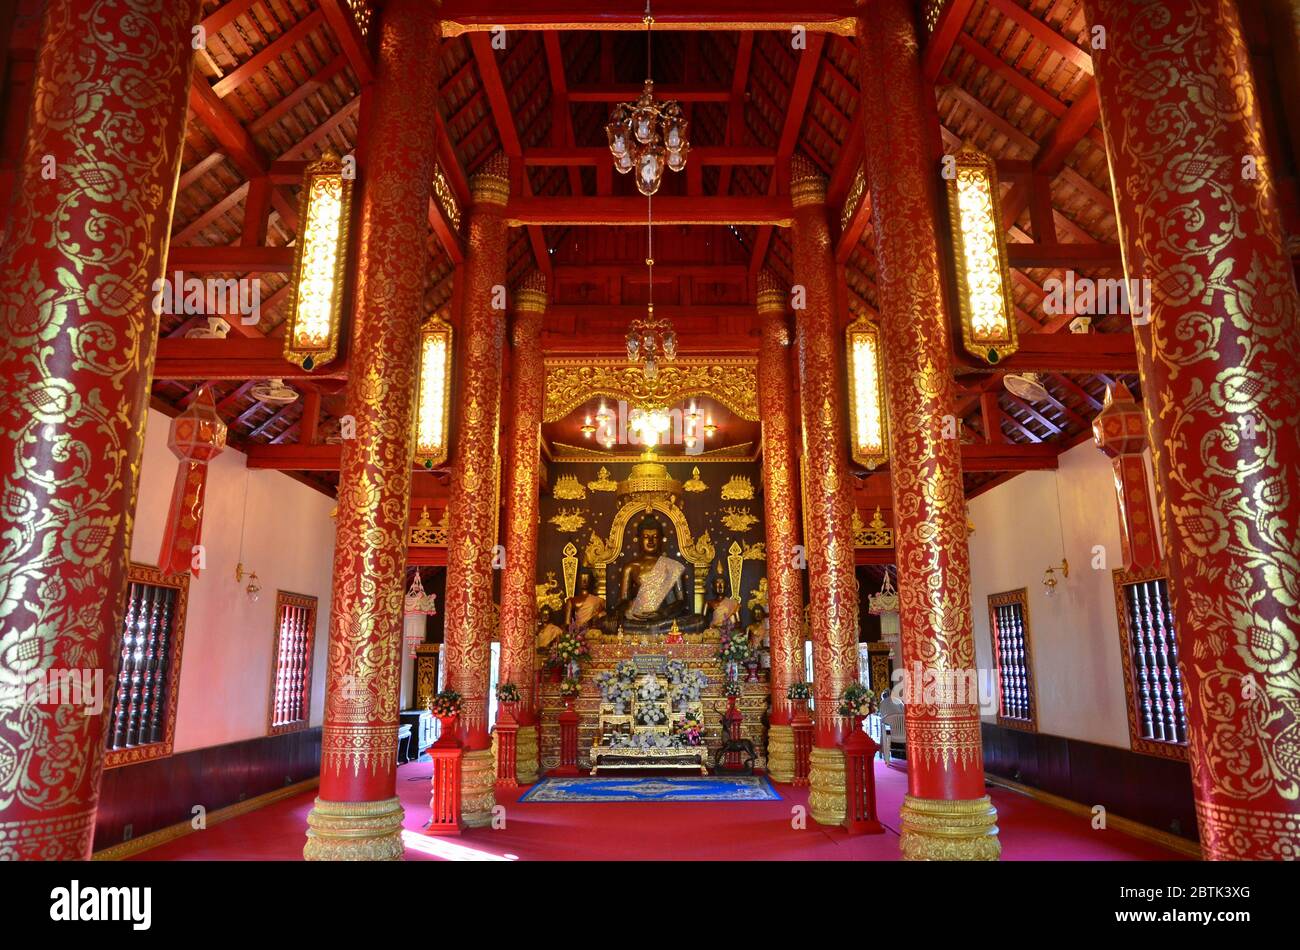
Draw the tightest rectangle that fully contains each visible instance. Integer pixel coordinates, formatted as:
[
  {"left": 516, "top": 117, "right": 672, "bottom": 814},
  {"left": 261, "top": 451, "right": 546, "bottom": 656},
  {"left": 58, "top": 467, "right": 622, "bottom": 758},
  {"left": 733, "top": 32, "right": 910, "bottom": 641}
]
[
  {"left": 542, "top": 357, "right": 759, "bottom": 423},
  {"left": 551, "top": 442, "right": 757, "bottom": 463},
  {"left": 409, "top": 506, "right": 449, "bottom": 547},
  {"left": 853, "top": 507, "right": 894, "bottom": 549}
]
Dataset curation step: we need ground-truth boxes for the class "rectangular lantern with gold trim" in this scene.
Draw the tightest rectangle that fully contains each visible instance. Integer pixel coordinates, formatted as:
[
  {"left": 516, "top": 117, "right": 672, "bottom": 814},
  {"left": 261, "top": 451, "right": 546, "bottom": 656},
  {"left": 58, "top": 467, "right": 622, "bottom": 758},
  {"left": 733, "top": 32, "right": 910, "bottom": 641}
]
[
  {"left": 283, "top": 152, "right": 352, "bottom": 371},
  {"left": 945, "top": 143, "right": 1019, "bottom": 364},
  {"left": 846, "top": 315, "right": 889, "bottom": 469},
  {"left": 414, "top": 316, "right": 453, "bottom": 469}
]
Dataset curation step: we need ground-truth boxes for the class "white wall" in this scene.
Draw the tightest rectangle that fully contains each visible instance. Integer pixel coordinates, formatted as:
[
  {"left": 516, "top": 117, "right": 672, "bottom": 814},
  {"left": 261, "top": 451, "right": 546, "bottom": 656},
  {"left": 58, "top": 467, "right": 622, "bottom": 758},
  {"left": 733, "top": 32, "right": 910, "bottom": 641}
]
[
  {"left": 129, "top": 408, "right": 335, "bottom": 753},
  {"left": 968, "top": 439, "right": 1138, "bottom": 749}
]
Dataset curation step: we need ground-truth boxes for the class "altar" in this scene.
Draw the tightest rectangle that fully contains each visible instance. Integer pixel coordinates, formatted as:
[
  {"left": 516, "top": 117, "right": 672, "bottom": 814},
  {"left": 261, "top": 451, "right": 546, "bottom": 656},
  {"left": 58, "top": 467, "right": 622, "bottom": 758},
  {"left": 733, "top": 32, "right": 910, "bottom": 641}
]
[{"left": 538, "top": 634, "right": 770, "bottom": 775}]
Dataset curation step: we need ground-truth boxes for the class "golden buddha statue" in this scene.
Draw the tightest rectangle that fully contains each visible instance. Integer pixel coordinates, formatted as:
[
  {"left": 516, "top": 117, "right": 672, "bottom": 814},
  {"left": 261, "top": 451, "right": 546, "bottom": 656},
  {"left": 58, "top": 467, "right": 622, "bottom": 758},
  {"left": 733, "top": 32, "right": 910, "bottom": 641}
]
[
  {"left": 703, "top": 573, "right": 741, "bottom": 631},
  {"left": 563, "top": 570, "right": 606, "bottom": 631},
  {"left": 599, "top": 517, "right": 708, "bottom": 634}
]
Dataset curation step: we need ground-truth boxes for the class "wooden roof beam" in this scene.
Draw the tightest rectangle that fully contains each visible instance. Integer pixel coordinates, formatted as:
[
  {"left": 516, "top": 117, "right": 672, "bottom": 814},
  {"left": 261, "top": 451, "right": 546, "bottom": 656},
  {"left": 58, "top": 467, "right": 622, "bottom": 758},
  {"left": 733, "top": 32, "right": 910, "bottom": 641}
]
[{"left": 437, "top": 1, "right": 862, "bottom": 35}]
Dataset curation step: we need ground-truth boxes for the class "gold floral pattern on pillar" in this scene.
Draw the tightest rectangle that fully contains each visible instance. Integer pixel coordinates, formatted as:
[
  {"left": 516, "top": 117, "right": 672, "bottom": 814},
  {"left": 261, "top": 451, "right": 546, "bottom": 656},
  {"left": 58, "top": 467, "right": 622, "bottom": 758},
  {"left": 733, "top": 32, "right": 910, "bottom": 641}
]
[
  {"left": 1087, "top": 0, "right": 1300, "bottom": 860},
  {"left": 0, "top": 0, "right": 203, "bottom": 861}
]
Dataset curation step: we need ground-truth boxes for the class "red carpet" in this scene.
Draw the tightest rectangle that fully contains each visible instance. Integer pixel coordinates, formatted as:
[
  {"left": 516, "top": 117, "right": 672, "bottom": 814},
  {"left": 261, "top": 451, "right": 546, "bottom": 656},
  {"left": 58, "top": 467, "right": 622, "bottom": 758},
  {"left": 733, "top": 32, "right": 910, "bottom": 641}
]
[{"left": 131, "top": 760, "right": 1190, "bottom": 861}]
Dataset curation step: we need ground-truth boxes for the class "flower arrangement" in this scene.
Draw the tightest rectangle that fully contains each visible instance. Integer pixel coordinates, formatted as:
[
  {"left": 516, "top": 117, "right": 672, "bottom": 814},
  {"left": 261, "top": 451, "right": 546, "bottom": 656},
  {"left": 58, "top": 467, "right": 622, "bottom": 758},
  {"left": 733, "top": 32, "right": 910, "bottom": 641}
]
[
  {"left": 496, "top": 682, "right": 520, "bottom": 703},
  {"left": 667, "top": 665, "right": 708, "bottom": 709},
  {"left": 560, "top": 677, "right": 582, "bottom": 698},
  {"left": 635, "top": 675, "right": 667, "bottom": 703},
  {"left": 636, "top": 703, "right": 669, "bottom": 726},
  {"left": 716, "top": 631, "right": 752, "bottom": 665},
  {"left": 723, "top": 680, "right": 744, "bottom": 698},
  {"left": 674, "top": 711, "right": 704, "bottom": 746},
  {"left": 429, "top": 690, "right": 462, "bottom": 717},
  {"left": 786, "top": 682, "right": 811, "bottom": 702},
  {"left": 838, "top": 683, "right": 877, "bottom": 718},
  {"left": 550, "top": 625, "right": 590, "bottom": 670}
]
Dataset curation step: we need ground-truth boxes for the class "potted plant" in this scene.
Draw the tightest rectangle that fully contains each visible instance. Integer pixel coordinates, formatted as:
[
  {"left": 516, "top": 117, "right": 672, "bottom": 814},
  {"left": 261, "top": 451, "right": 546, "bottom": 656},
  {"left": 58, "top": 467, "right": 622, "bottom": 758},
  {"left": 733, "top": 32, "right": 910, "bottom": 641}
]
[
  {"left": 838, "top": 683, "right": 877, "bottom": 729},
  {"left": 428, "top": 689, "right": 462, "bottom": 746},
  {"left": 496, "top": 681, "right": 521, "bottom": 721}
]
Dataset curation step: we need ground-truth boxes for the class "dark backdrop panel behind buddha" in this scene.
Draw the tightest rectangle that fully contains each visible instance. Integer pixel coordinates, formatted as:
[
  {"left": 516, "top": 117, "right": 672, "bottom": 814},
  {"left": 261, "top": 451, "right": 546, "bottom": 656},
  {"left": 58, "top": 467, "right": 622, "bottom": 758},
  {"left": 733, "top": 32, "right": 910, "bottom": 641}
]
[{"left": 538, "top": 458, "right": 767, "bottom": 631}]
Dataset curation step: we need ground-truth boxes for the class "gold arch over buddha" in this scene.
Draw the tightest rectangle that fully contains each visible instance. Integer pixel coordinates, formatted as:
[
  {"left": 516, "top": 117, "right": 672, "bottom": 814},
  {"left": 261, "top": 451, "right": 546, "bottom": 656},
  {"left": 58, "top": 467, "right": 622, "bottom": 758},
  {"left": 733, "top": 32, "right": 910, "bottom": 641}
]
[
  {"left": 542, "top": 357, "right": 760, "bottom": 423},
  {"left": 584, "top": 498, "right": 717, "bottom": 614}
]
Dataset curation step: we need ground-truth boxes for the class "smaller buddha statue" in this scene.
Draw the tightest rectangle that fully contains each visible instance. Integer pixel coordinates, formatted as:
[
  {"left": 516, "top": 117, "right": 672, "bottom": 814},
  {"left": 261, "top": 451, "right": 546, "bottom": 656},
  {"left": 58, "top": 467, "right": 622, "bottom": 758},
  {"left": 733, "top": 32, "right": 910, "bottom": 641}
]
[
  {"left": 747, "top": 605, "right": 770, "bottom": 673},
  {"left": 562, "top": 569, "right": 606, "bottom": 632},
  {"left": 536, "top": 607, "right": 564, "bottom": 652},
  {"left": 703, "top": 573, "right": 741, "bottom": 632}
]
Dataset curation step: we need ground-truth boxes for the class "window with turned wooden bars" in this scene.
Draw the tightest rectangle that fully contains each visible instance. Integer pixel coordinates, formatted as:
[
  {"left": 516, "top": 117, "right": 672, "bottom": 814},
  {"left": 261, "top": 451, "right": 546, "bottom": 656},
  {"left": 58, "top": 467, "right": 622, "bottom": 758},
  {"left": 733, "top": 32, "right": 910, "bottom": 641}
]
[
  {"left": 988, "top": 589, "right": 1037, "bottom": 732},
  {"left": 269, "top": 591, "right": 317, "bottom": 734},
  {"left": 105, "top": 565, "right": 189, "bottom": 769},
  {"left": 1113, "top": 567, "right": 1188, "bottom": 760}
]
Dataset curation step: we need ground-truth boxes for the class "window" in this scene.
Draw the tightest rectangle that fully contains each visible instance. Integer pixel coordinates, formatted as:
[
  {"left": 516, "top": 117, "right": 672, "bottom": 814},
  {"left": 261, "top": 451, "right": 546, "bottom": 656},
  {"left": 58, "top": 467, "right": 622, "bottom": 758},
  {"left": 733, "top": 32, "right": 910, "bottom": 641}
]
[
  {"left": 988, "top": 589, "right": 1037, "bottom": 732},
  {"left": 106, "top": 565, "right": 190, "bottom": 768},
  {"left": 1113, "top": 568, "right": 1188, "bottom": 760},
  {"left": 269, "top": 591, "right": 318, "bottom": 735}
]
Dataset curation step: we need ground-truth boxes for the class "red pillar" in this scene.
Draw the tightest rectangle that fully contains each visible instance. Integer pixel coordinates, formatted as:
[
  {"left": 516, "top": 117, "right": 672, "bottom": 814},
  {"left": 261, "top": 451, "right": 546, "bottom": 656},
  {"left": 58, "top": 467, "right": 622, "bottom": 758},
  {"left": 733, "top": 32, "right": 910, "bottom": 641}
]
[
  {"left": 304, "top": 0, "right": 440, "bottom": 861},
  {"left": 1086, "top": 0, "right": 1300, "bottom": 860},
  {"left": 756, "top": 271, "right": 805, "bottom": 784},
  {"left": 859, "top": 0, "right": 999, "bottom": 859},
  {"left": 0, "top": 0, "right": 202, "bottom": 860},
  {"left": 789, "top": 159, "right": 859, "bottom": 826},
  {"left": 497, "top": 273, "right": 548, "bottom": 785},
  {"left": 442, "top": 152, "right": 511, "bottom": 827}
]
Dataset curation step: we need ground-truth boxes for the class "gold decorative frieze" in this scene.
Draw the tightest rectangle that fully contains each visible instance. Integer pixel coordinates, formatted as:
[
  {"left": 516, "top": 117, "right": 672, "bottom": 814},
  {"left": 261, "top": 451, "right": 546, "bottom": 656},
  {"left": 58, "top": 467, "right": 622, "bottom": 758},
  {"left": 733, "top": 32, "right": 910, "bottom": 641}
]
[
  {"left": 542, "top": 357, "right": 759, "bottom": 423},
  {"left": 720, "top": 474, "right": 755, "bottom": 500},
  {"left": 853, "top": 506, "right": 894, "bottom": 549},
  {"left": 587, "top": 466, "right": 617, "bottom": 491},
  {"left": 553, "top": 474, "right": 587, "bottom": 499},
  {"left": 549, "top": 508, "right": 587, "bottom": 533},
  {"left": 432, "top": 162, "right": 461, "bottom": 231},
  {"left": 721, "top": 506, "right": 759, "bottom": 533},
  {"left": 684, "top": 466, "right": 707, "bottom": 492},
  {"left": 840, "top": 165, "right": 866, "bottom": 231},
  {"left": 409, "top": 506, "right": 449, "bottom": 546}
]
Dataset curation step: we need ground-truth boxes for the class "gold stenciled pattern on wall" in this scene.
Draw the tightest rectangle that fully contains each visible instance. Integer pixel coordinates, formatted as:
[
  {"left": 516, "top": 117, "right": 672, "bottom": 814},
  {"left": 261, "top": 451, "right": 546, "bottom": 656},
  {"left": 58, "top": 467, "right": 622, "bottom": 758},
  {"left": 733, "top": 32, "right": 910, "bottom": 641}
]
[
  {"left": 587, "top": 467, "right": 617, "bottom": 492},
  {"left": 542, "top": 357, "right": 760, "bottom": 423},
  {"left": 684, "top": 467, "right": 707, "bottom": 492},
  {"left": 548, "top": 508, "right": 586, "bottom": 533},
  {"left": 721, "top": 506, "right": 760, "bottom": 533},
  {"left": 552, "top": 474, "right": 587, "bottom": 499},
  {"left": 720, "top": 475, "right": 755, "bottom": 499}
]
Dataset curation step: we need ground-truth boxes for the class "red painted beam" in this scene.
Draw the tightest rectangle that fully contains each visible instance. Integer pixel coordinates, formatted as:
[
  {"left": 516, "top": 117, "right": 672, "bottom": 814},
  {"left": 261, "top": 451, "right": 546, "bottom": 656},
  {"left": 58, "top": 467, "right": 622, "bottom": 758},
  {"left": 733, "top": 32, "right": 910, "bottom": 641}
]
[
  {"left": 1004, "top": 241, "right": 1122, "bottom": 268},
  {"left": 154, "top": 337, "right": 348, "bottom": 380},
  {"left": 524, "top": 146, "right": 776, "bottom": 166},
  {"left": 165, "top": 246, "right": 295, "bottom": 272},
  {"left": 437, "top": 1, "right": 862, "bottom": 34},
  {"left": 507, "top": 196, "right": 794, "bottom": 226},
  {"left": 318, "top": 0, "right": 375, "bottom": 84},
  {"left": 567, "top": 84, "right": 731, "bottom": 103},
  {"left": 954, "top": 331, "right": 1138, "bottom": 373},
  {"left": 922, "top": 0, "right": 975, "bottom": 83}
]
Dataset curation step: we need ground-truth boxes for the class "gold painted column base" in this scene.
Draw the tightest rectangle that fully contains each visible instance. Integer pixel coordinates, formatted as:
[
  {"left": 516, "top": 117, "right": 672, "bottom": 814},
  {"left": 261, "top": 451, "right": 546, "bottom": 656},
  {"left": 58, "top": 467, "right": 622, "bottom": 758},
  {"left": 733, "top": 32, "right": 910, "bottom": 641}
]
[
  {"left": 899, "top": 794, "right": 1001, "bottom": 861},
  {"left": 516, "top": 725, "right": 539, "bottom": 785},
  {"left": 303, "top": 796, "right": 406, "bottom": 861},
  {"left": 767, "top": 724, "right": 795, "bottom": 784},
  {"left": 461, "top": 748, "right": 497, "bottom": 827},
  {"left": 808, "top": 745, "right": 847, "bottom": 826}
]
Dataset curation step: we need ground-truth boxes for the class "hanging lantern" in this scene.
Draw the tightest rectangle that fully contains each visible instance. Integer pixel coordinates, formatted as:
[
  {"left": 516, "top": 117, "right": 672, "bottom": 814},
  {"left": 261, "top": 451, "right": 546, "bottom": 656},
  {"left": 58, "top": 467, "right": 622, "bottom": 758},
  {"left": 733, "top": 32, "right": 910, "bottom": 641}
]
[
  {"left": 157, "top": 386, "right": 228, "bottom": 576},
  {"left": 1093, "top": 381, "right": 1161, "bottom": 570},
  {"left": 846, "top": 315, "right": 889, "bottom": 469},
  {"left": 945, "top": 143, "right": 1019, "bottom": 365},
  {"left": 413, "top": 315, "right": 453, "bottom": 469},
  {"left": 283, "top": 151, "right": 352, "bottom": 371}
]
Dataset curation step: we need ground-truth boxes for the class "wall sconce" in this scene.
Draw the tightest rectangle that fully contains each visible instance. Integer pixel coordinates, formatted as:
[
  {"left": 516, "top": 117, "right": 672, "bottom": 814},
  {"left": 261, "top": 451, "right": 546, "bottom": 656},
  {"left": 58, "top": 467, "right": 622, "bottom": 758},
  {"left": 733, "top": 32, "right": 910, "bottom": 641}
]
[
  {"left": 1042, "top": 558, "right": 1069, "bottom": 596},
  {"left": 283, "top": 151, "right": 352, "bottom": 372},
  {"left": 945, "top": 143, "right": 1019, "bottom": 365},
  {"left": 413, "top": 315, "right": 453, "bottom": 469},
  {"left": 234, "top": 562, "right": 262, "bottom": 603},
  {"left": 846, "top": 314, "right": 889, "bottom": 469}
]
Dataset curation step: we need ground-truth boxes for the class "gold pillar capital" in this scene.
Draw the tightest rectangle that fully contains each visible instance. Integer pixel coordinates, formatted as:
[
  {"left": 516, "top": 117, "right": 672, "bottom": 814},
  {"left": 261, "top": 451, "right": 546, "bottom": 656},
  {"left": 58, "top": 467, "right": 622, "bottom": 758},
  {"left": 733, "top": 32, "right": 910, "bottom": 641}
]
[
  {"left": 790, "top": 153, "right": 828, "bottom": 207},
  {"left": 756, "top": 269, "right": 786, "bottom": 316},
  {"left": 470, "top": 150, "right": 511, "bottom": 207},
  {"left": 514, "top": 270, "right": 549, "bottom": 316}
]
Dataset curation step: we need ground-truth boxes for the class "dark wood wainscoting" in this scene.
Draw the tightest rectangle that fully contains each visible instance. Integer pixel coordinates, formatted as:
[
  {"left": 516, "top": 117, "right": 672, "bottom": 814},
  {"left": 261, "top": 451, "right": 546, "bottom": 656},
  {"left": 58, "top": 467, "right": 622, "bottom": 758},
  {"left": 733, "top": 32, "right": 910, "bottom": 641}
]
[
  {"left": 981, "top": 723, "right": 1199, "bottom": 842},
  {"left": 93, "top": 727, "right": 321, "bottom": 852}
]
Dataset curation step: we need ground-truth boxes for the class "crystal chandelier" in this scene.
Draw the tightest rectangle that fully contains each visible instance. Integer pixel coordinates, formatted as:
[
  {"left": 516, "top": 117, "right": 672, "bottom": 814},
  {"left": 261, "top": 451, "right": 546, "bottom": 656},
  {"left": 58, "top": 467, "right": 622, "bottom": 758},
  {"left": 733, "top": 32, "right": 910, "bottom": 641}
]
[{"left": 606, "top": 2, "right": 689, "bottom": 197}]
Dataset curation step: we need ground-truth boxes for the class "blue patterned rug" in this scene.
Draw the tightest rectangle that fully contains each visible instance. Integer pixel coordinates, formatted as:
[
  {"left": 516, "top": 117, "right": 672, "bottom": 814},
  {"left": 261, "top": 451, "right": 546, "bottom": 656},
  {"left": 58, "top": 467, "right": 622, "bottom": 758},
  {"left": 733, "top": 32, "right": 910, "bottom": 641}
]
[{"left": 519, "top": 776, "right": 780, "bottom": 803}]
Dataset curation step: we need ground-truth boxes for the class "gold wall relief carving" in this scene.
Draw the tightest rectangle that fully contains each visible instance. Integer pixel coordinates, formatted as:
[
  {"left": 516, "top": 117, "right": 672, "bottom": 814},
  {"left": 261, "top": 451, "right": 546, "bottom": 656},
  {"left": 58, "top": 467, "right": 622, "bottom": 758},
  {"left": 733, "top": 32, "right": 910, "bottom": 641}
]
[
  {"left": 548, "top": 508, "right": 587, "bottom": 533},
  {"left": 720, "top": 506, "right": 760, "bottom": 533},
  {"left": 587, "top": 467, "right": 617, "bottom": 492},
  {"left": 542, "top": 357, "right": 759, "bottom": 423},
  {"left": 561, "top": 543, "right": 580, "bottom": 600},
  {"left": 409, "top": 505, "right": 450, "bottom": 546},
  {"left": 552, "top": 474, "right": 587, "bottom": 499},
  {"left": 535, "top": 572, "right": 564, "bottom": 613},
  {"left": 684, "top": 467, "right": 708, "bottom": 492},
  {"left": 720, "top": 475, "right": 755, "bottom": 499},
  {"left": 853, "top": 507, "right": 894, "bottom": 549}
]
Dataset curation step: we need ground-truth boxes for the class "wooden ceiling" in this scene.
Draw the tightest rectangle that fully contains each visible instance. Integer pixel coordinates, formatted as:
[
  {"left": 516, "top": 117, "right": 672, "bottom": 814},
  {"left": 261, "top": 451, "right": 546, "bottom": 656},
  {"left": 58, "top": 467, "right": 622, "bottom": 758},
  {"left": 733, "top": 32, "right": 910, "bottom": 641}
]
[{"left": 5, "top": 0, "right": 1297, "bottom": 500}]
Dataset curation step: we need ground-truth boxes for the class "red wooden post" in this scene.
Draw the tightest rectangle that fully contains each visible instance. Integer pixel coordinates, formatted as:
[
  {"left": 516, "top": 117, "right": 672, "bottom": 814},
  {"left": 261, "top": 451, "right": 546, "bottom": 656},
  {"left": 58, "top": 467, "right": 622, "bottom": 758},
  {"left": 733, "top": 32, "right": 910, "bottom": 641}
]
[
  {"left": 428, "top": 714, "right": 463, "bottom": 836},
  {"left": 495, "top": 702, "right": 519, "bottom": 787},
  {"left": 792, "top": 701, "right": 813, "bottom": 787},
  {"left": 843, "top": 717, "right": 885, "bottom": 835},
  {"left": 550, "top": 696, "right": 582, "bottom": 776}
]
